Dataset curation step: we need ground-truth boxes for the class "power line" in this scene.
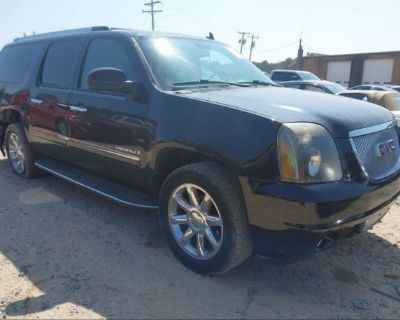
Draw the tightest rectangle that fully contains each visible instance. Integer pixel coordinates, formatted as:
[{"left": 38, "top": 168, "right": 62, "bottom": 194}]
[
  {"left": 255, "top": 39, "right": 299, "bottom": 53},
  {"left": 248, "top": 34, "right": 259, "bottom": 61},
  {"left": 157, "top": 0, "right": 204, "bottom": 23},
  {"left": 142, "top": 0, "right": 163, "bottom": 31},
  {"left": 302, "top": 41, "right": 322, "bottom": 54},
  {"left": 238, "top": 31, "right": 250, "bottom": 54}
]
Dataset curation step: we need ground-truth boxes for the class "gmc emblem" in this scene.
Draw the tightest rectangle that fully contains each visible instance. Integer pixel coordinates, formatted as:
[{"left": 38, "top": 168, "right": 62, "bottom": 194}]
[{"left": 376, "top": 139, "right": 396, "bottom": 158}]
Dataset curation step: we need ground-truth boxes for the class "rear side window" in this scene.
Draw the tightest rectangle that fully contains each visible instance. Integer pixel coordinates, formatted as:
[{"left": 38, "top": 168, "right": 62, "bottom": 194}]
[
  {"left": 80, "top": 38, "right": 136, "bottom": 90},
  {"left": 0, "top": 44, "right": 41, "bottom": 83},
  {"left": 40, "top": 40, "right": 81, "bottom": 89}
]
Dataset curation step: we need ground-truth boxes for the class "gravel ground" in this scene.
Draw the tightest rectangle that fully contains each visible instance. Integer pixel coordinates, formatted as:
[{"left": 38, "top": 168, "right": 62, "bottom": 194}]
[{"left": 0, "top": 154, "right": 399, "bottom": 319}]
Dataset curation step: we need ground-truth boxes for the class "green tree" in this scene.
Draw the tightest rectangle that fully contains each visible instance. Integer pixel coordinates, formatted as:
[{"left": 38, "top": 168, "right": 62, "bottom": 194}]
[{"left": 254, "top": 58, "right": 296, "bottom": 73}]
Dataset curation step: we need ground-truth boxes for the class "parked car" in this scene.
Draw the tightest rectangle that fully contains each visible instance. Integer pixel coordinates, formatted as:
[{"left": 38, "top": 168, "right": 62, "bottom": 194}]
[
  {"left": 390, "top": 85, "right": 400, "bottom": 93},
  {"left": 1, "top": 27, "right": 400, "bottom": 275},
  {"left": 282, "top": 80, "right": 345, "bottom": 94},
  {"left": 339, "top": 90, "right": 400, "bottom": 125},
  {"left": 349, "top": 84, "right": 396, "bottom": 92},
  {"left": 270, "top": 69, "right": 320, "bottom": 83}
]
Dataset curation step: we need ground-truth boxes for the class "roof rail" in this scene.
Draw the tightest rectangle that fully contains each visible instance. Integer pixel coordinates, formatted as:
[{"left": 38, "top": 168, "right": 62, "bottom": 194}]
[{"left": 14, "top": 26, "right": 110, "bottom": 42}]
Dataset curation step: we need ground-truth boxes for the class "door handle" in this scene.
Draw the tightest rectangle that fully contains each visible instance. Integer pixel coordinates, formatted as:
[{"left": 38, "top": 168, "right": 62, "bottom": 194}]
[
  {"left": 30, "top": 98, "right": 43, "bottom": 104},
  {"left": 69, "top": 106, "right": 87, "bottom": 113}
]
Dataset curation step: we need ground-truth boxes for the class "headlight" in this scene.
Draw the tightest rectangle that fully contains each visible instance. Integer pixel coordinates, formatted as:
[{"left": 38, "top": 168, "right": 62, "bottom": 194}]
[
  {"left": 392, "top": 111, "right": 400, "bottom": 127},
  {"left": 277, "top": 123, "right": 343, "bottom": 183}
]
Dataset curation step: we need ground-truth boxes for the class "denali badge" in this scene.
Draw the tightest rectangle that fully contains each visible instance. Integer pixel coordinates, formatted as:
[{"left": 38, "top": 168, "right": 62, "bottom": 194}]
[{"left": 376, "top": 139, "right": 396, "bottom": 158}]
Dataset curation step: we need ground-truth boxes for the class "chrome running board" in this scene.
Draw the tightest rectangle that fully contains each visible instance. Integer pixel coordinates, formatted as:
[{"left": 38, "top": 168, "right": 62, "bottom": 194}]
[{"left": 35, "top": 158, "right": 158, "bottom": 211}]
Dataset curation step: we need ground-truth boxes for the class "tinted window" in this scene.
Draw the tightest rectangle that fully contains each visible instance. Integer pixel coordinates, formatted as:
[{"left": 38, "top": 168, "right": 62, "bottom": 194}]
[
  {"left": 323, "top": 82, "right": 345, "bottom": 94},
  {"left": 80, "top": 38, "right": 136, "bottom": 90},
  {"left": 304, "top": 84, "right": 326, "bottom": 93},
  {"left": 0, "top": 44, "right": 41, "bottom": 83},
  {"left": 299, "top": 71, "right": 320, "bottom": 81},
  {"left": 350, "top": 85, "right": 368, "bottom": 90},
  {"left": 41, "top": 40, "right": 81, "bottom": 89},
  {"left": 284, "top": 83, "right": 302, "bottom": 89},
  {"left": 271, "top": 72, "right": 300, "bottom": 82},
  {"left": 340, "top": 93, "right": 369, "bottom": 101}
]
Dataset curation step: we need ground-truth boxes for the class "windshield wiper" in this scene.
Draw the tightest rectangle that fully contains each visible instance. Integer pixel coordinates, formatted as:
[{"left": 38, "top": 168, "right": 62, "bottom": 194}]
[
  {"left": 172, "top": 79, "right": 251, "bottom": 89},
  {"left": 238, "top": 80, "right": 281, "bottom": 87}
]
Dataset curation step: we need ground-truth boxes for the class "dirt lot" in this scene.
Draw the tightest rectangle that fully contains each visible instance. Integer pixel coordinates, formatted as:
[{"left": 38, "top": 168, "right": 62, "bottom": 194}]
[{"left": 0, "top": 154, "right": 399, "bottom": 319}]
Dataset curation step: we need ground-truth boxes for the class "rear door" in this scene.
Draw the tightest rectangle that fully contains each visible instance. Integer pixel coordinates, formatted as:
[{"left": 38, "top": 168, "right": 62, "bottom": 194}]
[
  {"left": 67, "top": 34, "right": 154, "bottom": 188},
  {"left": 29, "top": 37, "right": 84, "bottom": 161}
]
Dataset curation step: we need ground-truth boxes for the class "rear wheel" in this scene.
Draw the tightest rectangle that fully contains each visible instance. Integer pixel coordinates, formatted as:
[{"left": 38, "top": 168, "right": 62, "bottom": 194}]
[
  {"left": 5, "top": 123, "right": 39, "bottom": 178},
  {"left": 159, "top": 162, "right": 253, "bottom": 275}
]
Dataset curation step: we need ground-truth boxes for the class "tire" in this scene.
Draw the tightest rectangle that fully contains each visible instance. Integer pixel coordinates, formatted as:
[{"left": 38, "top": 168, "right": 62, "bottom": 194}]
[
  {"left": 5, "top": 123, "right": 39, "bottom": 178},
  {"left": 159, "top": 162, "right": 253, "bottom": 275},
  {"left": 56, "top": 119, "right": 70, "bottom": 137}
]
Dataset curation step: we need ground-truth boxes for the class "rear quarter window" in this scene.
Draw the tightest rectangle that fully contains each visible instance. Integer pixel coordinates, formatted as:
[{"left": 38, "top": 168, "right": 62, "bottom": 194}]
[{"left": 0, "top": 43, "right": 42, "bottom": 83}]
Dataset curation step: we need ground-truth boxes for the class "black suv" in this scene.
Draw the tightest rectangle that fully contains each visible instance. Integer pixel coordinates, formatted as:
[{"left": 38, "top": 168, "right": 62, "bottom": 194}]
[{"left": 0, "top": 27, "right": 399, "bottom": 275}]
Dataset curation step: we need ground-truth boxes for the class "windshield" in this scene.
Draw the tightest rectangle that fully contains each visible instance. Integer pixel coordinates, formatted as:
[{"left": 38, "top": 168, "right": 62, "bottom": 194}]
[
  {"left": 136, "top": 36, "right": 274, "bottom": 91},
  {"left": 299, "top": 71, "right": 320, "bottom": 81},
  {"left": 323, "top": 82, "right": 345, "bottom": 94}
]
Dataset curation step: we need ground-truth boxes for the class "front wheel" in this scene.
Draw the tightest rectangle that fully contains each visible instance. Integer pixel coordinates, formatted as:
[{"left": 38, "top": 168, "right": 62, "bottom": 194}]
[{"left": 159, "top": 162, "right": 253, "bottom": 275}]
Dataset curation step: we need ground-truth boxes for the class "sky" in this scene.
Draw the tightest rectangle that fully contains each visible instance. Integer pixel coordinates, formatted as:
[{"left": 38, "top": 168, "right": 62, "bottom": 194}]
[{"left": 0, "top": 0, "right": 399, "bottom": 63}]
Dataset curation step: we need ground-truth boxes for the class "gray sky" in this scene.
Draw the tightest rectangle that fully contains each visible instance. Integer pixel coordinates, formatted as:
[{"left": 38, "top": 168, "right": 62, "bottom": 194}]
[{"left": 0, "top": 0, "right": 398, "bottom": 62}]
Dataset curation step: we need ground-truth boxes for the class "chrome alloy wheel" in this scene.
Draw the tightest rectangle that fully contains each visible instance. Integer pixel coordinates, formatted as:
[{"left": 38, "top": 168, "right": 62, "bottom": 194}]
[
  {"left": 168, "top": 184, "right": 223, "bottom": 260},
  {"left": 8, "top": 132, "right": 25, "bottom": 174}
]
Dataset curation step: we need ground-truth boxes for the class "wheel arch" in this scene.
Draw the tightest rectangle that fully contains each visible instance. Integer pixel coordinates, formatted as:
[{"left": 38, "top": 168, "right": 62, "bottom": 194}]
[{"left": 152, "top": 146, "right": 243, "bottom": 198}]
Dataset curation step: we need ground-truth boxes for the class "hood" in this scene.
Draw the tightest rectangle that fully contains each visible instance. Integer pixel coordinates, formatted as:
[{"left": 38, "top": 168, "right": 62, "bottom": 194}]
[{"left": 185, "top": 87, "right": 394, "bottom": 138}]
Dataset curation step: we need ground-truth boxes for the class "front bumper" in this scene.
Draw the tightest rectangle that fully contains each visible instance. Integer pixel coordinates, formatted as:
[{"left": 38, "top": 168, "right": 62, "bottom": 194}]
[{"left": 241, "top": 172, "right": 400, "bottom": 258}]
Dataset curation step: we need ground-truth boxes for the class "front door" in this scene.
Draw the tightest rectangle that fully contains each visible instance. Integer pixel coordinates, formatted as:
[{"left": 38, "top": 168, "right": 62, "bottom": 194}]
[{"left": 67, "top": 35, "right": 155, "bottom": 190}]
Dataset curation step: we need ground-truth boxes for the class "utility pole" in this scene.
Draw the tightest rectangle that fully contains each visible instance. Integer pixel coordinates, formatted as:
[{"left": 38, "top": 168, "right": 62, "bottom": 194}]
[
  {"left": 143, "top": 0, "right": 163, "bottom": 31},
  {"left": 238, "top": 31, "right": 250, "bottom": 54},
  {"left": 248, "top": 34, "right": 259, "bottom": 61}
]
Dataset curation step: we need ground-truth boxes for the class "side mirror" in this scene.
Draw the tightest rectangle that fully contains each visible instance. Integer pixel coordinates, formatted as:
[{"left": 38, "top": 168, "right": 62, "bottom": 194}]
[{"left": 88, "top": 68, "right": 142, "bottom": 97}]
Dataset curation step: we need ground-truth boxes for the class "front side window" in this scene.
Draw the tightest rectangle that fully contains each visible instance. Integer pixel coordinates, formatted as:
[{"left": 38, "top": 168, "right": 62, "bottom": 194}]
[
  {"left": 40, "top": 40, "right": 81, "bottom": 89},
  {"left": 0, "top": 43, "right": 42, "bottom": 83},
  {"left": 80, "top": 38, "right": 137, "bottom": 90},
  {"left": 136, "top": 36, "right": 273, "bottom": 91}
]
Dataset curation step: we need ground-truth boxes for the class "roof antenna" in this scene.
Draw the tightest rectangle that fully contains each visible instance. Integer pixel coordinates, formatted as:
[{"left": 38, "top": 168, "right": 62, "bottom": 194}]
[{"left": 207, "top": 32, "right": 215, "bottom": 40}]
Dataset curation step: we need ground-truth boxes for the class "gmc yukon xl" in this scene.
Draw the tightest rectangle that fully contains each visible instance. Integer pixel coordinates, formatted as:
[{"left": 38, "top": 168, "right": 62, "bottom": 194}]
[{"left": 0, "top": 27, "right": 399, "bottom": 275}]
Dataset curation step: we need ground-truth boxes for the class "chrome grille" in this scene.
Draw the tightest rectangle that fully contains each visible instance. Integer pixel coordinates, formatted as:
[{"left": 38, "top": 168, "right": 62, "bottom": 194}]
[{"left": 351, "top": 125, "right": 400, "bottom": 181}]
